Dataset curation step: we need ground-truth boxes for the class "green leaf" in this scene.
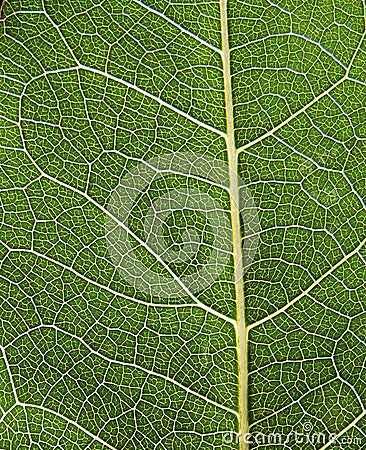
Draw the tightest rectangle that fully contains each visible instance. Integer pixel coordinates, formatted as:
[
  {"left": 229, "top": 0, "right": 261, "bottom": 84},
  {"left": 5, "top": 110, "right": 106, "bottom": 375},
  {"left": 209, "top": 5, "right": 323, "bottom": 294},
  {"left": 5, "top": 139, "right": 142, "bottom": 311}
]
[{"left": 0, "top": 0, "right": 365, "bottom": 449}]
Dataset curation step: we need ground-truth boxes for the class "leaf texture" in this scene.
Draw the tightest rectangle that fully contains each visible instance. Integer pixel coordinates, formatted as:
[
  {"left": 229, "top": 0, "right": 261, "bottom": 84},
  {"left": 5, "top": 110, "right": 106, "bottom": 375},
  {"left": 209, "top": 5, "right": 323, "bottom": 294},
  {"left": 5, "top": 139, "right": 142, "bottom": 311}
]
[{"left": 0, "top": 0, "right": 365, "bottom": 449}]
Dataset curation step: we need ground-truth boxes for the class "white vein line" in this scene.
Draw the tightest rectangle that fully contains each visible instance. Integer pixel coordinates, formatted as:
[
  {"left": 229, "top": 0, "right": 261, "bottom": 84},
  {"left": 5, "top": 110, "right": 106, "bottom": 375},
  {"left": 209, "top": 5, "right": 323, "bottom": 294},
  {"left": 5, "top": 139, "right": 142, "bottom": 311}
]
[
  {"left": 5, "top": 9, "right": 45, "bottom": 16},
  {"left": 8, "top": 324, "right": 239, "bottom": 418},
  {"left": 18, "top": 403, "right": 117, "bottom": 450},
  {"left": 348, "top": 76, "right": 366, "bottom": 87},
  {"left": 0, "top": 347, "right": 18, "bottom": 405},
  {"left": 0, "top": 272, "right": 43, "bottom": 325},
  {"left": 273, "top": 134, "right": 366, "bottom": 211},
  {"left": 318, "top": 410, "right": 366, "bottom": 450},
  {"left": 308, "top": 294, "right": 355, "bottom": 320},
  {"left": 246, "top": 225, "right": 346, "bottom": 257},
  {"left": 23, "top": 407, "right": 36, "bottom": 448},
  {"left": 102, "top": 150, "right": 230, "bottom": 192},
  {"left": 248, "top": 356, "right": 332, "bottom": 376},
  {"left": 247, "top": 237, "right": 366, "bottom": 331},
  {"left": 250, "top": 378, "right": 336, "bottom": 428},
  {"left": 24, "top": 65, "right": 226, "bottom": 139},
  {"left": 331, "top": 354, "right": 365, "bottom": 412},
  {"left": 133, "top": 0, "right": 222, "bottom": 54},
  {"left": 16, "top": 105, "right": 235, "bottom": 326},
  {"left": 0, "top": 404, "right": 18, "bottom": 429},
  {"left": 40, "top": 0, "right": 79, "bottom": 66},
  {"left": 237, "top": 76, "right": 346, "bottom": 153},
  {"left": 231, "top": 33, "right": 347, "bottom": 71},
  {"left": 2, "top": 246, "right": 196, "bottom": 309},
  {"left": 0, "top": 115, "right": 20, "bottom": 125},
  {"left": 238, "top": 17, "right": 366, "bottom": 154},
  {"left": 0, "top": 74, "right": 26, "bottom": 86},
  {"left": 40, "top": 4, "right": 226, "bottom": 138},
  {"left": 77, "top": 64, "right": 226, "bottom": 137},
  {"left": 356, "top": 424, "right": 366, "bottom": 438},
  {"left": 349, "top": 329, "right": 366, "bottom": 347},
  {"left": 345, "top": 9, "right": 366, "bottom": 79}
]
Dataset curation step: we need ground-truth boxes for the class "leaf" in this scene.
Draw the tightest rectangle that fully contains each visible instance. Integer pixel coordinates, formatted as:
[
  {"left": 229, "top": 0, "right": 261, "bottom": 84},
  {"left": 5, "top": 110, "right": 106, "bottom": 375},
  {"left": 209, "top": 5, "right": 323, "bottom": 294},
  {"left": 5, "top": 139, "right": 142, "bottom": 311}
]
[{"left": 0, "top": 0, "right": 365, "bottom": 449}]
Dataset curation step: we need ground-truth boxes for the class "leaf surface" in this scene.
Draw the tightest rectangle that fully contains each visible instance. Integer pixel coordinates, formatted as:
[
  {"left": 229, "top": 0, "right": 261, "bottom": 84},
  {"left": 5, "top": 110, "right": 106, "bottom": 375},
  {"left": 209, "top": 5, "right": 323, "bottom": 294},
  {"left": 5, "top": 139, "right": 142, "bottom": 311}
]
[{"left": 0, "top": 0, "right": 365, "bottom": 449}]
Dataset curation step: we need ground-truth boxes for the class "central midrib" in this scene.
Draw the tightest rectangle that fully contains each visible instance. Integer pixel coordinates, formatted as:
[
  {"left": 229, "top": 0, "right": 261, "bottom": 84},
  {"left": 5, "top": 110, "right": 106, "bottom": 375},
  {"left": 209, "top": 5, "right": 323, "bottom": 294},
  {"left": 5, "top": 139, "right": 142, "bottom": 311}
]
[{"left": 220, "top": 1, "right": 249, "bottom": 449}]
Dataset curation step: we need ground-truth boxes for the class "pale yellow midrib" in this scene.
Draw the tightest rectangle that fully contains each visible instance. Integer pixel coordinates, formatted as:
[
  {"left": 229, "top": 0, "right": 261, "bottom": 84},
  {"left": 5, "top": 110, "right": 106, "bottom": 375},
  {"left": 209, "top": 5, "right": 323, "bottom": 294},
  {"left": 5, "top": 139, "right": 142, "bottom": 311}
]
[{"left": 220, "top": 1, "right": 249, "bottom": 449}]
